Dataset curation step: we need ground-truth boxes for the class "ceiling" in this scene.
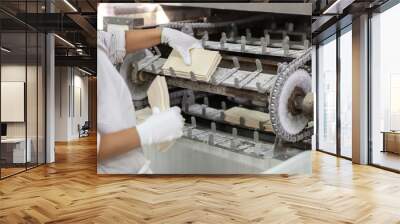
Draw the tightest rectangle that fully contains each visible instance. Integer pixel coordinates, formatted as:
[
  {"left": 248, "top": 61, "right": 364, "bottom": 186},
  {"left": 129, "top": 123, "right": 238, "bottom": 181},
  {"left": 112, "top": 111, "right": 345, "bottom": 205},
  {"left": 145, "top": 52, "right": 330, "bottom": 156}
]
[{"left": 0, "top": 0, "right": 97, "bottom": 73}]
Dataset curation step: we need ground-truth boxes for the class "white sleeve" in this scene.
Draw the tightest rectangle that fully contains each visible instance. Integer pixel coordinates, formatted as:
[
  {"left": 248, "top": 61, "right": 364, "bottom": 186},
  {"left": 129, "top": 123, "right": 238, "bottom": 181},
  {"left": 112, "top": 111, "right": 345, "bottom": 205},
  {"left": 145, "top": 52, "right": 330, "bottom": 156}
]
[{"left": 97, "top": 49, "right": 136, "bottom": 134}]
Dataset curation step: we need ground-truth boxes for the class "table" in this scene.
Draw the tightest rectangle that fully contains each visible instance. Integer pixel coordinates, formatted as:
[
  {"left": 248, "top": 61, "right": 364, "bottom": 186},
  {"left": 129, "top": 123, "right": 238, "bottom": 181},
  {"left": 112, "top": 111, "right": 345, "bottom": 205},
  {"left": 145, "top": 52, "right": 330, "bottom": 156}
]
[
  {"left": 382, "top": 131, "right": 400, "bottom": 155},
  {"left": 1, "top": 138, "right": 31, "bottom": 164}
]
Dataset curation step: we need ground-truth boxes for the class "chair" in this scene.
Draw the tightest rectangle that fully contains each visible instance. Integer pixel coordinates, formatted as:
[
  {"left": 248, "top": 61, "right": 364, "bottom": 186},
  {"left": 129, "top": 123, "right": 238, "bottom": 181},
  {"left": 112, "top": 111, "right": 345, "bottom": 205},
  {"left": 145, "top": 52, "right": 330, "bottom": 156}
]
[{"left": 79, "top": 121, "right": 90, "bottom": 138}]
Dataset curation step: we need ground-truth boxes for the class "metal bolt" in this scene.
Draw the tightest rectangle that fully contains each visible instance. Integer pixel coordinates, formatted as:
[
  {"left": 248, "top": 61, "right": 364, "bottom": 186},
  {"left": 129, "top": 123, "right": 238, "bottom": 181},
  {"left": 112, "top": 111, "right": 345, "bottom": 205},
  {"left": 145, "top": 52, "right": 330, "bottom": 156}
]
[{"left": 191, "top": 116, "right": 196, "bottom": 127}]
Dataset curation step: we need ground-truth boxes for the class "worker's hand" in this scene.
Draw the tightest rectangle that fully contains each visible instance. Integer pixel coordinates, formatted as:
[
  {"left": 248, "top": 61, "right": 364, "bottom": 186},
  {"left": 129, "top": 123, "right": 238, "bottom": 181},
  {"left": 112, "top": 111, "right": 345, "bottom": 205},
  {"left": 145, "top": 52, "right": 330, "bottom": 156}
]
[
  {"left": 136, "top": 106, "right": 184, "bottom": 146},
  {"left": 161, "top": 28, "right": 203, "bottom": 65}
]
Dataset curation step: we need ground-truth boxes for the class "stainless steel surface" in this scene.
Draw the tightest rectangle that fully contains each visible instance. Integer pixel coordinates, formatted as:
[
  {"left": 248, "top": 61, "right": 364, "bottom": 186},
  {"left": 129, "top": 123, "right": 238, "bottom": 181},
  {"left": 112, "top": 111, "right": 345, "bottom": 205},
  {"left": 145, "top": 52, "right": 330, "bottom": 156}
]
[{"left": 159, "top": 3, "right": 312, "bottom": 15}]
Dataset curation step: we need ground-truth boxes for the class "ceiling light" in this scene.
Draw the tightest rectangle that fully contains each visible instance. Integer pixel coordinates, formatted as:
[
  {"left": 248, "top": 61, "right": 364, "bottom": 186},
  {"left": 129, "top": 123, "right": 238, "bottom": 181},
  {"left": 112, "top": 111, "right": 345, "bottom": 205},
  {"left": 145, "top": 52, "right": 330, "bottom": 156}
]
[
  {"left": 78, "top": 67, "right": 92, "bottom": 76},
  {"left": 63, "top": 0, "right": 78, "bottom": 12},
  {"left": 54, "top": 34, "right": 75, "bottom": 48},
  {"left": 1, "top": 47, "right": 11, "bottom": 53}
]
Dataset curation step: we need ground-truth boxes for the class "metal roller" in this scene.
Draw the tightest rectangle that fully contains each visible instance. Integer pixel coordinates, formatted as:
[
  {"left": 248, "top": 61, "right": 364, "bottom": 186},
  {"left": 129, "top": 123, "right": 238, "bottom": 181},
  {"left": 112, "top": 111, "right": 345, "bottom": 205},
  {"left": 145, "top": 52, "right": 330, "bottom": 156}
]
[{"left": 119, "top": 50, "right": 154, "bottom": 101}]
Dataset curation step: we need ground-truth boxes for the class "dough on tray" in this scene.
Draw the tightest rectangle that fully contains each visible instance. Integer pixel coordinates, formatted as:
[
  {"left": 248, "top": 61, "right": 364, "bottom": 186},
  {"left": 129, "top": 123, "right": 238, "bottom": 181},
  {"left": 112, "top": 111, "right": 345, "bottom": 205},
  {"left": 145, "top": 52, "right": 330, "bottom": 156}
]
[
  {"left": 162, "top": 48, "right": 221, "bottom": 82},
  {"left": 224, "top": 107, "right": 273, "bottom": 132}
]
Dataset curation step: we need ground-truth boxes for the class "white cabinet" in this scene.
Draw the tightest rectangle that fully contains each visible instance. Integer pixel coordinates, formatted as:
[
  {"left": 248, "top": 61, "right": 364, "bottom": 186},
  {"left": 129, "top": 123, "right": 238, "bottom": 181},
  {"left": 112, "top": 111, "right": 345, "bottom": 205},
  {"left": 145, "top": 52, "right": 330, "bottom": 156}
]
[{"left": 1, "top": 138, "right": 32, "bottom": 163}]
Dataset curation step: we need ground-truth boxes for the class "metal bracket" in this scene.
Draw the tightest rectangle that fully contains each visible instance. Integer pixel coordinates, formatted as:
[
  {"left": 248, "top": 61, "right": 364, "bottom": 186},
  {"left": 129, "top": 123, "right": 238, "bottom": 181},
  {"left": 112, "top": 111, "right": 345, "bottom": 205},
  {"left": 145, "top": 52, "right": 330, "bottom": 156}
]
[
  {"left": 256, "top": 82, "right": 264, "bottom": 93},
  {"left": 232, "top": 57, "right": 240, "bottom": 69},
  {"left": 208, "top": 134, "right": 214, "bottom": 145},
  {"left": 237, "top": 59, "right": 263, "bottom": 88},
  {"left": 220, "top": 32, "right": 227, "bottom": 49},
  {"left": 255, "top": 59, "right": 262, "bottom": 72},
  {"left": 261, "top": 37, "right": 267, "bottom": 54},
  {"left": 230, "top": 128, "right": 238, "bottom": 149},
  {"left": 187, "top": 128, "right": 192, "bottom": 138},
  {"left": 246, "top": 28, "right": 252, "bottom": 40},
  {"left": 234, "top": 77, "right": 240, "bottom": 88},
  {"left": 253, "top": 131, "right": 259, "bottom": 142},
  {"left": 183, "top": 103, "right": 189, "bottom": 113},
  {"left": 191, "top": 116, "right": 196, "bottom": 128},
  {"left": 202, "top": 31, "right": 209, "bottom": 47},
  {"left": 221, "top": 101, "right": 226, "bottom": 110},
  {"left": 204, "top": 96, "right": 209, "bottom": 106},
  {"left": 283, "top": 36, "right": 290, "bottom": 56},
  {"left": 287, "top": 22, "right": 294, "bottom": 32},
  {"left": 240, "top": 36, "right": 246, "bottom": 52},
  {"left": 303, "top": 39, "right": 309, "bottom": 49},
  {"left": 211, "top": 122, "right": 216, "bottom": 132},
  {"left": 201, "top": 105, "right": 207, "bottom": 116}
]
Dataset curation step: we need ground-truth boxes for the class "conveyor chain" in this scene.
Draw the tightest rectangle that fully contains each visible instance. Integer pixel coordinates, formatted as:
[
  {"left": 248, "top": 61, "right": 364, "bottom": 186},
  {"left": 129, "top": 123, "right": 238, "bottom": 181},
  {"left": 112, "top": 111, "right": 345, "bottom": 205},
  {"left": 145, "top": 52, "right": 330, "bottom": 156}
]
[{"left": 269, "top": 48, "right": 313, "bottom": 143}]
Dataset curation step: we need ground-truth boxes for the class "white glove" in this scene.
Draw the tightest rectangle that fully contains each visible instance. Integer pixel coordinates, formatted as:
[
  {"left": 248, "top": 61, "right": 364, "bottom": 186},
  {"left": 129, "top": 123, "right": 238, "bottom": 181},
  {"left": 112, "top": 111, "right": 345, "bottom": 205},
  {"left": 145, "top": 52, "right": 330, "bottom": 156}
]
[
  {"left": 161, "top": 27, "right": 203, "bottom": 65},
  {"left": 137, "top": 106, "right": 184, "bottom": 146}
]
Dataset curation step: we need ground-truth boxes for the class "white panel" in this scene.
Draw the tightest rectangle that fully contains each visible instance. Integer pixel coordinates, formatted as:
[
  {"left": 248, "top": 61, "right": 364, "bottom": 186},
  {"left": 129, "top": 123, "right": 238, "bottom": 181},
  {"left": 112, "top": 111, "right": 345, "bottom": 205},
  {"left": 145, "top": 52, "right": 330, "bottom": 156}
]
[
  {"left": 340, "top": 29, "right": 353, "bottom": 158},
  {"left": 1, "top": 82, "right": 25, "bottom": 122},
  {"left": 317, "top": 37, "right": 337, "bottom": 154},
  {"left": 390, "top": 74, "right": 400, "bottom": 130},
  {"left": 160, "top": 3, "right": 312, "bottom": 15}
]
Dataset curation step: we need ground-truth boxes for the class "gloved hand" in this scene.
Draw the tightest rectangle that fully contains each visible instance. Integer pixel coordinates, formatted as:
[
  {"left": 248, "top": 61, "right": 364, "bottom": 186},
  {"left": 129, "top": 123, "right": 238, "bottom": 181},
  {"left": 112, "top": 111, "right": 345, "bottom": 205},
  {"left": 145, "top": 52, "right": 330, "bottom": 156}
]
[
  {"left": 136, "top": 106, "right": 184, "bottom": 146},
  {"left": 161, "top": 27, "right": 203, "bottom": 65}
]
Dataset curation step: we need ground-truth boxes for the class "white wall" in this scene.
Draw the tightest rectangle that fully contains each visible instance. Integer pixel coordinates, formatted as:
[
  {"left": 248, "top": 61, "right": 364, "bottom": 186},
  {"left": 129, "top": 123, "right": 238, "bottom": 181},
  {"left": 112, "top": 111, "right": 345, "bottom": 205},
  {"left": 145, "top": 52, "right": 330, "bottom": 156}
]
[{"left": 54, "top": 67, "right": 89, "bottom": 141}]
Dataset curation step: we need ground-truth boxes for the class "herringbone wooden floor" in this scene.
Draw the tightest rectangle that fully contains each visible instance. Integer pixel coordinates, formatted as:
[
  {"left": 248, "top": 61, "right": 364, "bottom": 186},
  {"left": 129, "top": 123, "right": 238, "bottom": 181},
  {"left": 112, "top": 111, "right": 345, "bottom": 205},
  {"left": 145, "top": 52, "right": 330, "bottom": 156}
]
[{"left": 1, "top": 135, "right": 400, "bottom": 224}]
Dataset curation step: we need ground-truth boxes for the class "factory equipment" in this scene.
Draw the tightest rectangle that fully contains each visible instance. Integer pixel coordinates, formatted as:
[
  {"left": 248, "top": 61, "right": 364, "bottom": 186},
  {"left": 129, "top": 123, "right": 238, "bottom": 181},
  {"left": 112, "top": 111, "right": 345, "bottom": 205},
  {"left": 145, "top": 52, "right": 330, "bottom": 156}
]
[{"left": 103, "top": 4, "right": 313, "bottom": 168}]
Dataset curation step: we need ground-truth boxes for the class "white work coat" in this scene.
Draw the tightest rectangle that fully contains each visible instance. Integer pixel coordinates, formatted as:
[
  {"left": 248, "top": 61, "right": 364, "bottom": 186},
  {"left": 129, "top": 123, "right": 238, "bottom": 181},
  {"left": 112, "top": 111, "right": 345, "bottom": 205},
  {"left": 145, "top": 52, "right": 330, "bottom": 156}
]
[{"left": 97, "top": 49, "right": 151, "bottom": 174}]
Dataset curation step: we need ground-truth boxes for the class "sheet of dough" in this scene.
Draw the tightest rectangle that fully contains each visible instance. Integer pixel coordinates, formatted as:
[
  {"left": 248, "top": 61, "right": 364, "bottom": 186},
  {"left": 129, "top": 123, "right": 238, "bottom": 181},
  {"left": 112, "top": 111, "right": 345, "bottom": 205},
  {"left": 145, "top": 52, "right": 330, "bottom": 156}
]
[
  {"left": 224, "top": 107, "right": 273, "bottom": 131},
  {"left": 162, "top": 48, "right": 221, "bottom": 81},
  {"left": 146, "top": 76, "right": 174, "bottom": 151},
  {"left": 147, "top": 75, "right": 169, "bottom": 111}
]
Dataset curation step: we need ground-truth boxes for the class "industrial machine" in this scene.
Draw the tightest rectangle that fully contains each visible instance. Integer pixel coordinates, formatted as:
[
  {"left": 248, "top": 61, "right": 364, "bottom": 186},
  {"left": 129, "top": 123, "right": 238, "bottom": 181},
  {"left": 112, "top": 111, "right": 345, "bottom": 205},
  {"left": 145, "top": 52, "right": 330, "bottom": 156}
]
[{"left": 102, "top": 4, "right": 313, "bottom": 173}]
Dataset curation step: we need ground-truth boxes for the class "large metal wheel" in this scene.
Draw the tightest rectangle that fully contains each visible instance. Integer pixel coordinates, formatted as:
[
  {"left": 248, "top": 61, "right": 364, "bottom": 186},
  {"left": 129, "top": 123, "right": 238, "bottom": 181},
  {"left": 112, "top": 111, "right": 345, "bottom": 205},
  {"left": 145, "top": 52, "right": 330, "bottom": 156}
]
[
  {"left": 269, "top": 49, "right": 313, "bottom": 142},
  {"left": 119, "top": 50, "right": 154, "bottom": 101}
]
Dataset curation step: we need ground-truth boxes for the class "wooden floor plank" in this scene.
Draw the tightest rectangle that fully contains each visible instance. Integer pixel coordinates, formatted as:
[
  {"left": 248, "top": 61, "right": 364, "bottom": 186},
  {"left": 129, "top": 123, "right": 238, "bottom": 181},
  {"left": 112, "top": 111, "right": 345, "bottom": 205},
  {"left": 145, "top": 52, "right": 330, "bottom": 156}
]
[{"left": 0, "top": 135, "right": 399, "bottom": 223}]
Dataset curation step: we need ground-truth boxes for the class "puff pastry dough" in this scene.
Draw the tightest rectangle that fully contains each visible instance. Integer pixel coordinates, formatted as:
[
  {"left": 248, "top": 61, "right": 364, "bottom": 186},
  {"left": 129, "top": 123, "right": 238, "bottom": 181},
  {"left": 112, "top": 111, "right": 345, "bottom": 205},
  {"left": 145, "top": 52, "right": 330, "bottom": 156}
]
[
  {"left": 147, "top": 75, "right": 169, "bottom": 111},
  {"left": 146, "top": 76, "right": 174, "bottom": 151},
  {"left": 224, "top": 107, "right": 273, "bottom": 132},
  {"left": 162, "top": 48, "right": 221, "bottom": 82}
]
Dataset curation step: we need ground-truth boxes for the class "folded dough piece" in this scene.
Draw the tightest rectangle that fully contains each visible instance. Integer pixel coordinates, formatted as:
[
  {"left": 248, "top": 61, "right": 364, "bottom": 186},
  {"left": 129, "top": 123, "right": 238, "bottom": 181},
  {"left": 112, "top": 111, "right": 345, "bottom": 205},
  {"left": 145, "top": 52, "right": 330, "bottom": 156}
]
[
  {"left": 146, "top": 76, "right": 174, "bottom": 151},
  {"left": 224, "top": 107, "right": 273, "bottom": 132},
  {"left": 147, "top": 75, "right": 169, "bottom": 111},
  {"left": 162, "top": 48, "right": 221, "bottom": 82}
]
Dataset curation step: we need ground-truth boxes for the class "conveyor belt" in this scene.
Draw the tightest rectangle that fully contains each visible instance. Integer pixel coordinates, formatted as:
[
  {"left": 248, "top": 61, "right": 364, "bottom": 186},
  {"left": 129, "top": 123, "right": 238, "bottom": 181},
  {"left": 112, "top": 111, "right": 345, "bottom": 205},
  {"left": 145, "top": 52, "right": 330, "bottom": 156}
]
[
  {"left": 183, "top": 125, "right": 273, "bottom": 159},
  {"left": 205, "top": 40, "right": 306, "bottom": 58},
  {"left": 184, "top": 104, "right": 273, "bottom": 134},
  {"left": 142, "top": 57, "right": 277, "bottom": 95}
]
